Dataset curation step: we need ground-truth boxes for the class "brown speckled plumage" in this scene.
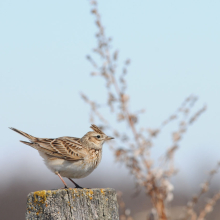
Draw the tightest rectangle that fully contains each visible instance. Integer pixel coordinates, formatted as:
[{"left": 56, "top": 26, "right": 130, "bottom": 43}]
[{"left": 10, "top": 124, "right": 114, "bottom": 188}]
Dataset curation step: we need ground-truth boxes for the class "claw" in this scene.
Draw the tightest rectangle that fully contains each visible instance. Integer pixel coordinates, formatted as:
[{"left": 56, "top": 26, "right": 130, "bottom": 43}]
[{"left": 68, "top": 178, "right": 84, "bottom": 189}]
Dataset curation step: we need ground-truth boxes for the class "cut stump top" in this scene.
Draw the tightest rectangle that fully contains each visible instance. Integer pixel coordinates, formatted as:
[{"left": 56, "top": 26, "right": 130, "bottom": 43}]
[{"left": 26, "top": 188, "right": 119, "bottom": 220}]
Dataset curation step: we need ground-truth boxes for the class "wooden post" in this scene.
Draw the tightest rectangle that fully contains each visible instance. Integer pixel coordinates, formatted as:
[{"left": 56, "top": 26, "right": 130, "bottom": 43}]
[{"left": 26, "top": 188, "right": 119, "bottom": 220}]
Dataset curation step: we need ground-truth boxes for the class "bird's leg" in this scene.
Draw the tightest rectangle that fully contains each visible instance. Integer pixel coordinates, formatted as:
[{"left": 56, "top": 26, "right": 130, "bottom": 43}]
[
  {"left": 55, "top": 172, "right": 69, "bottom": 189},
  {"left": 68, "top": 178, "right": 84, "bottom": 189}
]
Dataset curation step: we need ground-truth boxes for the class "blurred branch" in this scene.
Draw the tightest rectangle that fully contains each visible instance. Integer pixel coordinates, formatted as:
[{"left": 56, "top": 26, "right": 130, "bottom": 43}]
[
  {"left": 81, "top": 1, "right": 210, "bottom": 220},
  {"left": 184, "top": 162, "right": 220, "bottom": 220}
]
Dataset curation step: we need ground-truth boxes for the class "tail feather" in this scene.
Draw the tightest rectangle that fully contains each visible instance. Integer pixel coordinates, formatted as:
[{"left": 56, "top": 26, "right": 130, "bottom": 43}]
[
  {"left": 9, "top": 127, "right": 37, "bottom": 141},
  {"left": 20, "top": 140, "right": 36, "bottom": 148},
  {"left": 10, "top": 128, "right": 62, "bottom": 158},
  {"left": 20, "top": 140, "right": 62, "bottom": 158}
]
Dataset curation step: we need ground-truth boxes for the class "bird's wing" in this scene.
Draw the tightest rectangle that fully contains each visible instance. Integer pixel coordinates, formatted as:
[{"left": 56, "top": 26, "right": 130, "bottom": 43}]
[
  {"left": 10, "top": 127, "right": 88, "bottom": 161},
  {"left": 36, "top": 137, "right": 88, "bottom": 161},
  {"left": 59, "top": 136, "right": 81, "bottom": 143}
]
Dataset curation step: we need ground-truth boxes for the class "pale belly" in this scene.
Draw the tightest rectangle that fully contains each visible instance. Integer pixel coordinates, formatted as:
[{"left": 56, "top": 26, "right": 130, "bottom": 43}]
[{"left": 39, "top": 151, "right": 98, "bottom": 179}]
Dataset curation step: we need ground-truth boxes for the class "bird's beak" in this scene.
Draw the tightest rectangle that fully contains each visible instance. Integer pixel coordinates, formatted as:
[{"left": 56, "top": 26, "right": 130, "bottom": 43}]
[{"left": 105, "top": 136, "right": 114, "bottom": 141}]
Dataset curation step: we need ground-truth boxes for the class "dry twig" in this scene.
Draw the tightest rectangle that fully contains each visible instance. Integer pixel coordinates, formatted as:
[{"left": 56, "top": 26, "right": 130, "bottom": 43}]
[{"left": 80, "top": 1, "right": 214, "bottom": 219}]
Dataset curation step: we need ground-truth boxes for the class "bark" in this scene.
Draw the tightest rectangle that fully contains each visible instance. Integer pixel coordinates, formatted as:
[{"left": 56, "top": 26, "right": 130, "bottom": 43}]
[{"left": 26, "top": 188, "right": 119, "bottom": 220}]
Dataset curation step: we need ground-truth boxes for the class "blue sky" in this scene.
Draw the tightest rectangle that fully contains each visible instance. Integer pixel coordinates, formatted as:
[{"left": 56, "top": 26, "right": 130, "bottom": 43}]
[{"left": 1, "top": 0, "right": 220, "bottom": 187}]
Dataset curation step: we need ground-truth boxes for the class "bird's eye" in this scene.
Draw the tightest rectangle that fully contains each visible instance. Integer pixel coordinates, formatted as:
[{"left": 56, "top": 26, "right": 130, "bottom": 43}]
[{"left": 97, "top": 135, "right": 101, "bottom": 138}]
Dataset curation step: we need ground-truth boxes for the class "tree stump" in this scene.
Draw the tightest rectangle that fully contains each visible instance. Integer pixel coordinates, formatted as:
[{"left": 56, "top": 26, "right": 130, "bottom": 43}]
[{"left": 26, "top": 188, "right": 119, "bottom": 220}]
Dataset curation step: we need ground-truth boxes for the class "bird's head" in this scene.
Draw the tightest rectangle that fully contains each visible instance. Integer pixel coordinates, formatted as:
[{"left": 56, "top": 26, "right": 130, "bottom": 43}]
[{"left": 81, "top": 124, "right": 114, "bottom": 150}]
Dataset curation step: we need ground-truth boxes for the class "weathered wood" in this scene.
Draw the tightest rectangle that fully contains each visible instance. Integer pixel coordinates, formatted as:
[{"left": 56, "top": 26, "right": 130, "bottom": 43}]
[{"left": 26, "top": 188, "right": 119, "bottom": 220}]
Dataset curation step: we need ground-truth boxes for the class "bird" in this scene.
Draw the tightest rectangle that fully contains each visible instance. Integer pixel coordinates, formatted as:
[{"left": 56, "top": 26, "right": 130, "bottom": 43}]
[{"left": 10, "top": 124, "right": 114, "bottom": 188}]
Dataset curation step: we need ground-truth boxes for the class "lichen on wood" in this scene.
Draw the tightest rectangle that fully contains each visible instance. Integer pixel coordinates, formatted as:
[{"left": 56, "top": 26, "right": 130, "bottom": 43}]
[{"left": 26, "top": 188, "right": 119, "bottom": 220}]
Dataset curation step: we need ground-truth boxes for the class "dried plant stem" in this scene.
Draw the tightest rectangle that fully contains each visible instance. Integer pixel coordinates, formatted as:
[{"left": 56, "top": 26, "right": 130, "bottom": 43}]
[
  {"left": 197, "top": 191, "right": 220, "bottom": 220},
  {"left": 82, "top": 1, "right": 211, "bottom": 220}
]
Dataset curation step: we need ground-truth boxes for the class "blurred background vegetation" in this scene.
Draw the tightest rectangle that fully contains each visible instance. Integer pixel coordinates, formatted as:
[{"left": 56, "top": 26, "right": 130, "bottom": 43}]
[{"left": 1, "top": 0, "right": 220, "bottom": 219}]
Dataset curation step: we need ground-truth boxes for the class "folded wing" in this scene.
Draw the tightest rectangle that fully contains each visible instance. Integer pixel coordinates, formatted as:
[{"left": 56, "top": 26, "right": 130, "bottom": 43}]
[{"left": 10, "top": 127, "right": 88, "bottom": 161}]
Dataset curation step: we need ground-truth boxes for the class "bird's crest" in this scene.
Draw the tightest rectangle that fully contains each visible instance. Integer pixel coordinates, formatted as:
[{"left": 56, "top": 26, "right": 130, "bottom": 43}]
[{"left": 90, "top": 124, "right": 104, "bottom": 134}]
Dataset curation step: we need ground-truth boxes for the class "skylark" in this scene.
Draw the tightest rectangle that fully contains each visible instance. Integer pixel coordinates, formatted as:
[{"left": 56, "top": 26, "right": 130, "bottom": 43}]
[{"left": 10, "top": 124, "right": 114, "bottom": 188}]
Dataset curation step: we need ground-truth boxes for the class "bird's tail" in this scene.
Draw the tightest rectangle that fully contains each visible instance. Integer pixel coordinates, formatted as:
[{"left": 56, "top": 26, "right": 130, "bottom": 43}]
[{"left": 9, "top": 127, "right": 37, "bottom": 142}]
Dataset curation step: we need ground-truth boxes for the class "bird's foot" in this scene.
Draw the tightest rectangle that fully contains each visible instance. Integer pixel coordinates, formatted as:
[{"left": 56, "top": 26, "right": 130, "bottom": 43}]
[
  {"left": 74, "top": 184, "right": 84, "bottom": 189},
  {"left": 68, "top": 178, "right": 85, "bottom": 189},
  {"left": 59, "top": 185, "right": 70, "bottom": 189}
]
